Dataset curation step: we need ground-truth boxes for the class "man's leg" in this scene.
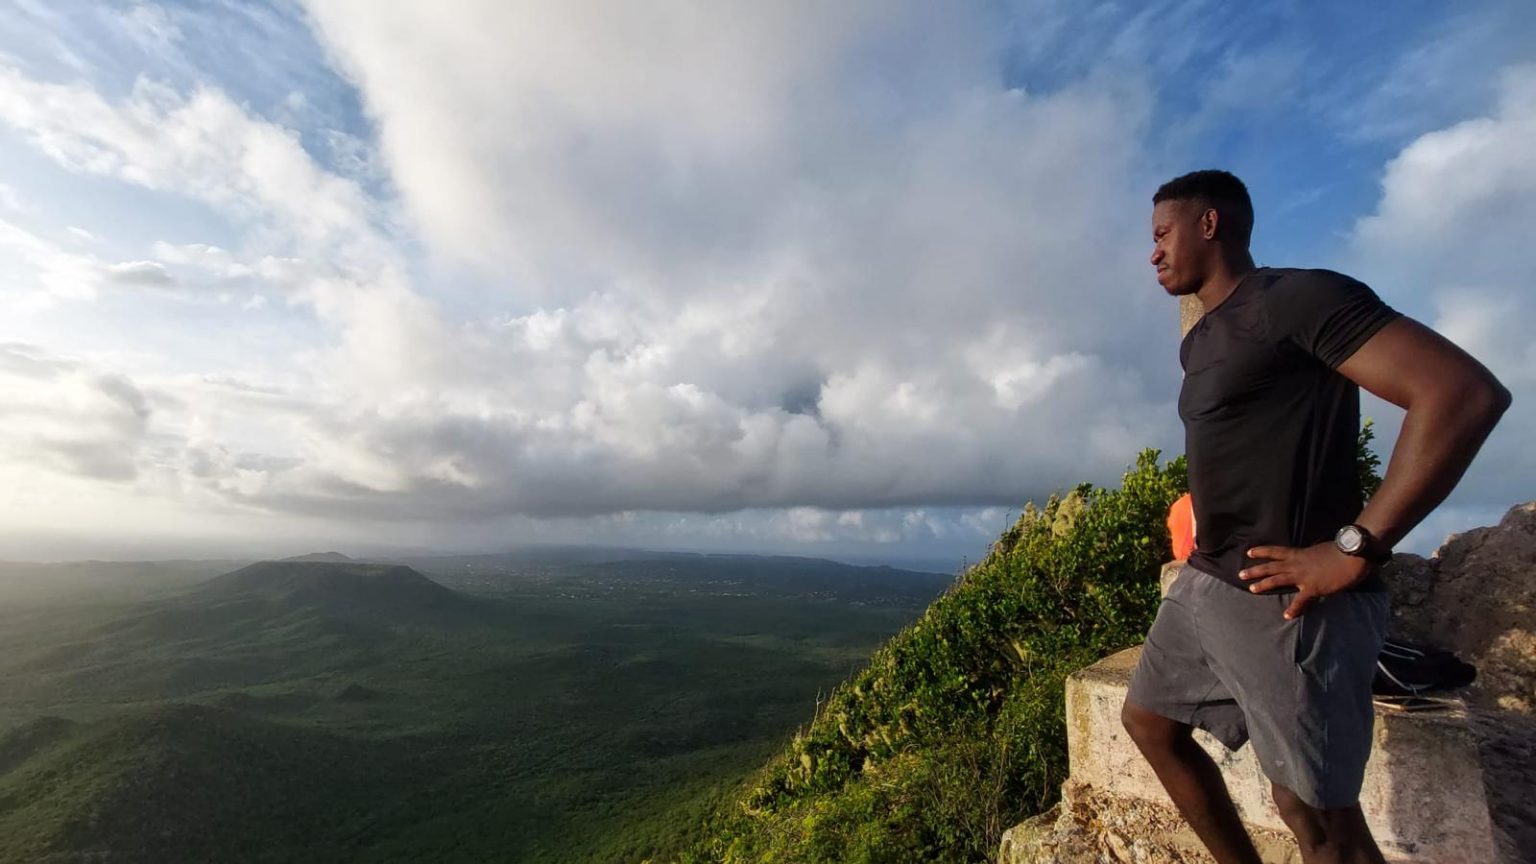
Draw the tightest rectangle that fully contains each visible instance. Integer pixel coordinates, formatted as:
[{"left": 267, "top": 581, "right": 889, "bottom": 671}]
[
  {"left": 1270, "top": 782, "right": 1385, "bottom": 864},
  {"left": 1223, "top": 588, "right": 1392, "bottom": 864},
  {"left": 1121, "top": 700, "right": 1262, "bottom": 864}
]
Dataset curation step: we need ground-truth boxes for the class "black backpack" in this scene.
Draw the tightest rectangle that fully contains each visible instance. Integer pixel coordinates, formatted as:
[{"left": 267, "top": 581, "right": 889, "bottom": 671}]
[{"left": 1373, "top": 637, "right": 1477, "bottom": 697}]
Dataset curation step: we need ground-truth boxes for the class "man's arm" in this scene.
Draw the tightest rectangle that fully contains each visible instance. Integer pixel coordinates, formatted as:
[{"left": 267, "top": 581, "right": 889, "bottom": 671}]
[
  {"left": 1338, "top": 316, "right": 1511, "bottom": 550},
  {"left": 1241, "top": 316, "right": 1511, "bottom": 616}
]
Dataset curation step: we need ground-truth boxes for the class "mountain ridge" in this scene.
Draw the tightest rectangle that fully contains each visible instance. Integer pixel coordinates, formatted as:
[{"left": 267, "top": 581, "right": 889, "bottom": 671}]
[
  {"left": 281, "top": 551, "right": 355, "bottom": 563},
  {"left": 192, "top": 560, "right": 482, "bottom": 626}
]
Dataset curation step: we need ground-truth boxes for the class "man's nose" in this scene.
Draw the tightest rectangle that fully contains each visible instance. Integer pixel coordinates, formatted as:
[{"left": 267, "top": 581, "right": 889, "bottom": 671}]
[{"left": 1150, "top": 247, "right": 1163, "bottom": 266}]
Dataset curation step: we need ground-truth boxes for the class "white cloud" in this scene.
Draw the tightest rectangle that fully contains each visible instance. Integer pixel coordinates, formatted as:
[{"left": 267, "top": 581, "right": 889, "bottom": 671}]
[
  {"left": 0, "top": 65, "right": 387, "bottom": 267},
  {"left": 0, "top": 216, "right": 102, "bottom": 299},
  {"left": 0, "top": 3, "right": 1527, "bottom": 563},
  {"left": 105, "top": 259, "right": 175, "bottom": 287},
  {"left": 0, "top": 343, "right": 151, "bottom": 481},
  {"left": 150, "top": 241, "right": 254, "bottom": 282},
  {"left": 2, "top": 4, "right": 1188, "bottom": 553},
  {"left": 121, "top": 3, "right": 182, "bottom": 47},
  {"left": 322, "top": 127, "right": 382, "bottom": 183},
  {"left": 1350, "top": 64, "right": 1536, "bottom": 519},
  {"left": 637, "top": 504, "right": 996, "bottom": 554},
  {"left": 1332, "top": 7, "right": 1536, "bottom": 143},
  {"left": 1353, "top": 64, "right": 1536, "bottom": 286},
  {"left": 280, "top": 1, "right": 1177, "bottom": 517}
]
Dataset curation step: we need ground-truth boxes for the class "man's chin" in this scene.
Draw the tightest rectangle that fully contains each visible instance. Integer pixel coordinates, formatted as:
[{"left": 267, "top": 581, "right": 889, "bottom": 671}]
[{"left": 1161, "top": 279, "right": 1196, "bottom": 297}]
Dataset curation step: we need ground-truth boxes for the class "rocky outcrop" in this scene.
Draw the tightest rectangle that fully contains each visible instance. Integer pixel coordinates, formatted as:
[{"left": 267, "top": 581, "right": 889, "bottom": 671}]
[
  {"left": 1381, "top": 502, "right": 1536, "bottom": 862},
  {"left": 1001, "top": 781, "right": 1302, "bottom": 864},
  {"left": 1384, "top": 501, "right": 1536, "bottom": 714}
]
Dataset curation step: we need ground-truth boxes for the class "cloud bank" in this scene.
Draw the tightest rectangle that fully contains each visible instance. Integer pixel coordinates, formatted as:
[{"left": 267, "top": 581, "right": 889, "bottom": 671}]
[
  {"left": 1, "top": 2, "right": 1180, "bottom": 550},
  {"left": 0, "top": 3, "right": 1530, "bottom": 560}
]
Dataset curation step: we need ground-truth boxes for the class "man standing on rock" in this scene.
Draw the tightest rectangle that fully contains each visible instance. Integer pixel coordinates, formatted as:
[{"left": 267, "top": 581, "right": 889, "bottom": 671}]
[{"left": 1121, "top": 169, "right": 1510, "bottom": 864}]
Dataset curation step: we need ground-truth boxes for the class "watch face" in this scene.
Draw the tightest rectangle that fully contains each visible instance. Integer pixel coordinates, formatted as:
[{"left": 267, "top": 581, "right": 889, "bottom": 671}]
[{"left": 1336, "top": 525, "right": 1364, "bottom": 553}]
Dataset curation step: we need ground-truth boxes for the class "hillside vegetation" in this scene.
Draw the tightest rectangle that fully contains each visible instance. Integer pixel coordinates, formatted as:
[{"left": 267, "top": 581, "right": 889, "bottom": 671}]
[{"left": 680, "top": 450, "right": 1189, "bottom": 863}]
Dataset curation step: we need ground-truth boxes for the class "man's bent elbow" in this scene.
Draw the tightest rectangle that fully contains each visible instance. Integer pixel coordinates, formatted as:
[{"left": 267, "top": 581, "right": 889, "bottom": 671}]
[
  {"left": 1454, "top": 366, "right": 1513, "bottom": 433},
  {"left": 1477, "top": 377, "right": 1513, "bottom": 430},
  {"left": 1493, "top": 380, "right": 1514, "bottom": 417}
]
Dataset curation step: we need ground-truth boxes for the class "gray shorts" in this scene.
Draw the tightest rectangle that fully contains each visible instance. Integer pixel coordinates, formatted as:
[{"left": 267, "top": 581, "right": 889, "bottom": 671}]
[{"left": 1126, "top": 566, "right": 1390, "bottom": 809}]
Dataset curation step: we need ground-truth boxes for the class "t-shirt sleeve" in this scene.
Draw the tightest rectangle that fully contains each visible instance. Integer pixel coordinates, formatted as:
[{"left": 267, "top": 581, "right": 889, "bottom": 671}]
[{"left": 1272, "top": 270, "right": 1401, "bottom": 369}]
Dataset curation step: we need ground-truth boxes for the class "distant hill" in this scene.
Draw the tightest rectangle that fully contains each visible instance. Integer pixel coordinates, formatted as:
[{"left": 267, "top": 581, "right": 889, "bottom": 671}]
[
  {"left": 281, "top": 551, "right": 354, "bottom": 563},
  {"left": 193, "top": 560, "right": 481, "bottom": 625},
  {"left": 0, "top": 563, "right": 489, "bottom": 712},
  {"left": 404, "top": 551, "right": 953, "bottom": 605}
]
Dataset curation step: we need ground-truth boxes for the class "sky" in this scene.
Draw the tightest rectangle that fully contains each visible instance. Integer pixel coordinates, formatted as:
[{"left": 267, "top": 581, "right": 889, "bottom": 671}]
[{"left": 0, "top": 1, "right": 1532, "bottom": 569}]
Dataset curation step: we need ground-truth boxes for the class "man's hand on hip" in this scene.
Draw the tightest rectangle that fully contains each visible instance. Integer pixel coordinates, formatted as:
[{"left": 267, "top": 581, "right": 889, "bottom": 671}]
[{"left": 1239, "top": 543, "right": 1373, "bottom": 619}]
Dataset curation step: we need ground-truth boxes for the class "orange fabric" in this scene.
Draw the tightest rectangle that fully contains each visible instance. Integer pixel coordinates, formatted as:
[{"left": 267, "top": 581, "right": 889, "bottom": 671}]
[{"left": 1167, "top": 493, "right": 1195, "bottom": 561}]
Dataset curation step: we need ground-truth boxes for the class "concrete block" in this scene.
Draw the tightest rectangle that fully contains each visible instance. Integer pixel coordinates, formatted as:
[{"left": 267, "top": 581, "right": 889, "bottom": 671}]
[
  {"left": 1068, "top": 647, "right": 1502, "bottom": 863},
  {"left": 1001, "top": 781, "right": 1304, "bottom": 864},
  {"left": 1159, "top": 561, "right": 1184, "bottom": 598}
]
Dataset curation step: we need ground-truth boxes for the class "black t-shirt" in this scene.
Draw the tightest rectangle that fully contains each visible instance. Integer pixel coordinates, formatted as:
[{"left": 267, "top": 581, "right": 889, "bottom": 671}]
[{"left": 1179, "top": 267, "right": 1400, "bottom": 590}]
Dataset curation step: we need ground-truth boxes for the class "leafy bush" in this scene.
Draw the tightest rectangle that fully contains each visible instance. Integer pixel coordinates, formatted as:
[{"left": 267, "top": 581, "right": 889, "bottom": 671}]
[
  {"left": 677, "top": 450, "right": 1188, "bottom": 863},
  {"left": 1358, "top": 418, "right": 1384, "bottom": 502}
]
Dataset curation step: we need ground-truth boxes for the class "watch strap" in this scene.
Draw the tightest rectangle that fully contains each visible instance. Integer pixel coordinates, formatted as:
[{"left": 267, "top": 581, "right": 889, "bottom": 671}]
[{"left": 1341, "top": 523, "right": 1393, "bottom": 564}]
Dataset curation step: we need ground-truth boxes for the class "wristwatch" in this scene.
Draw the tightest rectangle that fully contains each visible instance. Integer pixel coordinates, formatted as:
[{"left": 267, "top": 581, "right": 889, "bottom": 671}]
[{"left": 1335, "top": 523, "right": 1392, "bottom": 565}]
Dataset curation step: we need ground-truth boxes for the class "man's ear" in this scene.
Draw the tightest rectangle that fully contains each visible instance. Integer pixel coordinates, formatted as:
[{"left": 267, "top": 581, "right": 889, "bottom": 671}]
[{"left": 1201, "top": 207, "right": 1220, "bottom": 241}]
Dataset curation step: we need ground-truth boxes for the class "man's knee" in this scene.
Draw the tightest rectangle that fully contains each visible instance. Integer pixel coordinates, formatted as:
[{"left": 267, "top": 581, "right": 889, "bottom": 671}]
[{"left": 1121, "top": 699, "right": 1190, "bottom": 754}]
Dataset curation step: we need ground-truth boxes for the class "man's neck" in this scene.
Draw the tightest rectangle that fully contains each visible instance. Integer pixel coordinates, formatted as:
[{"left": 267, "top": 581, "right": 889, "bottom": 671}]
[{"left": 1194, "top": 253, "right": 1257, "bottom": 312}]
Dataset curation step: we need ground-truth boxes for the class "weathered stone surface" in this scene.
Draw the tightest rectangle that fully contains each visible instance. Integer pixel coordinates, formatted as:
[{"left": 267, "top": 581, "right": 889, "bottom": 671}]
[
  {"left": 1385, "top": 501, "right": 1536, "bottom": 714},
  {"left": 1382, "top": 501, "right": 1536, "bottom": 861},
  {"left": 1000, "top": 781, "right": 1300, "bottom": 864},
  {"left": 1178, "top": 295, "right": 1204, "bottom": 339},
  {"left": 1046, "top": 646, "right": 1501, "bottom": 863},
  {"left": 1467, "top": 708, "right": 1536, "bottom": 864},
  {"left": 1158, "top": 561, "right": 1184, "bottom": 598}
]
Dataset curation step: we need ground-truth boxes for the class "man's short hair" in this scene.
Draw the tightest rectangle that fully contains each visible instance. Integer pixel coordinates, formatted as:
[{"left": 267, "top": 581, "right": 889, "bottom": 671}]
[{"left": 1154, "top": 169, "right": 1254, "bottom": 248}]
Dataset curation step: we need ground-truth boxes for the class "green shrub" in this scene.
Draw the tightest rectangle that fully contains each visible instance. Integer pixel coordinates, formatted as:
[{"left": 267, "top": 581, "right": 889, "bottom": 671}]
[
  {"left": 679, "top": 449, "right": 1188, "bottom": 863},
  {"left": 1357, "top": 418, "right": 1384, "bottom": 502}
]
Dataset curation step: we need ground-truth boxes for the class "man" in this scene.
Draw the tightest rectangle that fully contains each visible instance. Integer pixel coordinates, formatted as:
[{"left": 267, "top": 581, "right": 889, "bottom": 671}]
[{"left": 1121, "top": 169, "right": 1510, "bottom": 864}]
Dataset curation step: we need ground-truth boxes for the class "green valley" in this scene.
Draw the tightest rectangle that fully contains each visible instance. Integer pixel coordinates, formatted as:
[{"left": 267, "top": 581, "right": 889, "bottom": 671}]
[{"left": 0, "top": 552, "right": 950, "bottom": 863}]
